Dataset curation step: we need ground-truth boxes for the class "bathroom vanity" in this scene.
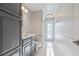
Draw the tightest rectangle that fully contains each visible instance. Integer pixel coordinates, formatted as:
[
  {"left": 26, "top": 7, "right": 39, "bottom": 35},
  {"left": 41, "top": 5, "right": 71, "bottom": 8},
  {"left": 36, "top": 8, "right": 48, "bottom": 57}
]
[{"left": 22, "top": 34, "right": 36, "bottom": 56}]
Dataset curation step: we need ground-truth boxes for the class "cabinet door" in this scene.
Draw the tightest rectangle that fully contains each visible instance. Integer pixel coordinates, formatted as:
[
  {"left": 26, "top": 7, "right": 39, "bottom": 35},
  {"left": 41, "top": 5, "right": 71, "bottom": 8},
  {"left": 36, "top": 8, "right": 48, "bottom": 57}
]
[
  {"left": 23, "top": 44, "right": 31, "bottom": 56},
  {"left": 0, "top": 10, "right": 20, "bottom": 53},
  {"left": 30, "top": 44, "right": 36, "bottom": 56},
  {"left": 0, "top": 19, "right": 3, "bottom": 53},
  {"left": 3, "top": 17, "right": 20, "bottom": 52}
]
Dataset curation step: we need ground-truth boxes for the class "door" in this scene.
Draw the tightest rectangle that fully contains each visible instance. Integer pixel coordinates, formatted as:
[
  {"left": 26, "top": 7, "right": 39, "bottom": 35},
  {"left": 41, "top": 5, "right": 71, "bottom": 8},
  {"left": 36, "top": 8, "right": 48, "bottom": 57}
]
[
  {"left": 44, "top": 18, "right": 55, "bottom": 56},
  {"left": 44, "top": 18, "right": 55, "bottom": 41}
]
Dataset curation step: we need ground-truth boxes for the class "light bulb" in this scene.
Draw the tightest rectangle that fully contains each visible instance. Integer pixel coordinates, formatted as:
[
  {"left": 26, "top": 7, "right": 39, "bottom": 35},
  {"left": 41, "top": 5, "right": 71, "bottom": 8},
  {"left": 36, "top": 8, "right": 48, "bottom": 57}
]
[
  {"left": 22, "top": 6, "right": 25, "bottom": 10},
  {"left": 24, "top": 9, "right": 28, "bottom": 13},
  {"left": 47, "top": 14, "right": 52, "bottom": 17}
]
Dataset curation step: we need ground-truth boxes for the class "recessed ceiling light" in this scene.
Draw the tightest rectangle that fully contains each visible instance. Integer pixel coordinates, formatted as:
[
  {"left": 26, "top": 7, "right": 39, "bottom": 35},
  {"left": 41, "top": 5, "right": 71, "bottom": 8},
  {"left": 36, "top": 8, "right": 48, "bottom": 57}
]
[{"left": 47, "top": 14, "right": 52, "bottom": 17}]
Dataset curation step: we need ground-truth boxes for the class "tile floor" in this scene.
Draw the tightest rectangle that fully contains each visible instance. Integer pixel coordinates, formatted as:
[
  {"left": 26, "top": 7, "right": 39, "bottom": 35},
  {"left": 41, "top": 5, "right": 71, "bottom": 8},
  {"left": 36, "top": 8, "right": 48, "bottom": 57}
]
[
  {"left": 53, "top": 39, "right": 79, "bottom": 56},
  {"left": 34, "top": 39, "right": 79, "bottom": 56},
  {"left": 34, "top": 47, "right": 46, "bottom": 56}
]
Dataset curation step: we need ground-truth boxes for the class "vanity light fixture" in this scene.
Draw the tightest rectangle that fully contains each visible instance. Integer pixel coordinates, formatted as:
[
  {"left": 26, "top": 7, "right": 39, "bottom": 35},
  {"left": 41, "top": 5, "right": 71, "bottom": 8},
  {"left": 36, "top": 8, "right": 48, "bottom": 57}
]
[
  {"left": 22, "top": 6, "right": 28, "bottom": 13},
  {"left": 22, "top": 6, "right": 25, "bottom": 10}
]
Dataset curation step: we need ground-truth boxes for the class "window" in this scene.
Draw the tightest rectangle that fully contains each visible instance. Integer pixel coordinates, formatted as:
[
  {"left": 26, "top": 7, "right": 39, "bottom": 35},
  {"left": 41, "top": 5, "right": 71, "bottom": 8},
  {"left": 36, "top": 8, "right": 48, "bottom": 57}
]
[{"left": 47, "top": 23, "right": 53, "bottom": 39}]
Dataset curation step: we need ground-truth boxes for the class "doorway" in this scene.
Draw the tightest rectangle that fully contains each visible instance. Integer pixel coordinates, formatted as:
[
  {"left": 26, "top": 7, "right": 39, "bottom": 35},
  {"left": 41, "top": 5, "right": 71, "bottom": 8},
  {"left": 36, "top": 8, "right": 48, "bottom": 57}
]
[
  {"left": 44, "top": 18, "right": 55, "bottom": 41},
  {"left": 43, "top": 17, "right": 55, "bottom": 56}
]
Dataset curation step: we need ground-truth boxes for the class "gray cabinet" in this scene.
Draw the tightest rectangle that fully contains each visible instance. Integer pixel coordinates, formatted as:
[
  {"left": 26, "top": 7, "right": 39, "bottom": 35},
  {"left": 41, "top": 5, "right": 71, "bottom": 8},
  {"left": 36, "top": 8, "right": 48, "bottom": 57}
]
[
  {"left": 1, "top": 46, "right": 22, "bottom": 56},
  {"left": 22, "top": 37, "right": 36, "bottom": 56},
  {"left": 11, "top": 46, "right": 22, "bottom": 56},
  {"left": 11, "top": 51, "right": 20, "bottom": 56},
  {"left": 23, "top": 43, "right": 31, "bottom": 56},
  {"left": 31, "top": 43, "right": 36, "bottom": 56},
  {"left": 22, "top": 37, "right": 32, "bottom": 56},
  {"left": 0, "top": 3, "right": 21, "bottom": 17},
  {"left": 2, "top": 14, "right": 20, "bottom": 52},
  {"left": 0, "top": 19, "right": 3, "bottom": 53},
  {"left": 0, "top": 3, "right": 22, "bottom": 56}
]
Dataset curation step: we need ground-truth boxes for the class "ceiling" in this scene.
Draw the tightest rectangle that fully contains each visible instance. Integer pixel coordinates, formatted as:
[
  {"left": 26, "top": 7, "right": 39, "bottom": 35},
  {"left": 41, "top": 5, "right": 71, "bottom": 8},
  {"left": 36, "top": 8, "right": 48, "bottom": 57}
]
[
  {"left": 25, "top": 3, "right": 61, "bottom": 18},
  {"left": 25, "top": 3, "right": 47, "bottom": 11}
]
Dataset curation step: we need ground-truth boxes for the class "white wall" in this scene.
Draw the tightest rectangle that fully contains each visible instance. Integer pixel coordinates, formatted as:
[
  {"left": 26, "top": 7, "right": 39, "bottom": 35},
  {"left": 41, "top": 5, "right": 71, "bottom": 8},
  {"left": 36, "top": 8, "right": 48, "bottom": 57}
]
[
  {"left": 55, "top": 4, "right": 75, "bottom": 40},
  {"left": 22, "top": 9, "right": 42, "bottom": 35},
  {"left": 31, "top": 11, "right": 42, "bottom": 34},
  {"left": 75, "top": 4, "right": 79, "bottom": 40},
  {"left": 22, "top": 9, "right": 32, "bottom": 34}
]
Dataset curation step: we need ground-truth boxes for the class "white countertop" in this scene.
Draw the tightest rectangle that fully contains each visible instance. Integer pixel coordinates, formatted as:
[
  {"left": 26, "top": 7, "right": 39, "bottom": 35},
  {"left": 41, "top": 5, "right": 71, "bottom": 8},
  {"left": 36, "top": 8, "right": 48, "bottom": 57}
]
[
  {"left": 22, "top": 33, "right": 42, "bottom": 40},
  {"left": 22, "top": 34, "right": 35, "bottom": 39}
]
